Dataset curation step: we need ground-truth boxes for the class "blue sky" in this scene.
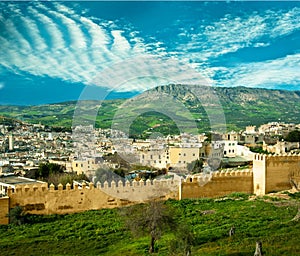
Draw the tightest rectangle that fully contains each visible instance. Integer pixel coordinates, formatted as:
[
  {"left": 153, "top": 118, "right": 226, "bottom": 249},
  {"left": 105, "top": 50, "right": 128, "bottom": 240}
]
[{"left": 0, "top": 1, "right": 299, "bottom": 105}]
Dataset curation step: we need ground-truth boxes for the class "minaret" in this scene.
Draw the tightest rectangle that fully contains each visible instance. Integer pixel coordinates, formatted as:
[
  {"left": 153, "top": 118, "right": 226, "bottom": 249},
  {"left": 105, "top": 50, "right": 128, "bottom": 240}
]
[{"left": 8, "top": 134, "right": 14, "bottom": 151}]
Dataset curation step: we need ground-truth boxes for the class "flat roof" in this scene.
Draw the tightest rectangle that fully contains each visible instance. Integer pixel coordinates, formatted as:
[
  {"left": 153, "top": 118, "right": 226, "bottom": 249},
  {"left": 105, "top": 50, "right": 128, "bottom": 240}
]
[{"left": 0, "top": 175, "right": 45, "bottom": 186}]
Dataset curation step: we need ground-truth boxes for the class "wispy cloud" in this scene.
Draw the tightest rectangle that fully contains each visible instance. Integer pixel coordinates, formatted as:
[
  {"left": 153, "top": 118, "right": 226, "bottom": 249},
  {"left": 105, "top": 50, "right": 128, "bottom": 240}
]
[
  {"left": 0, "top": 2, "right": 170, "bottom": 91},
  {"left": 173, "top": 6, "right": 300, "bottom": 89},
  {"left": 218, "top": 54, "right": 300, "bottom": 89},
  {"left": 0, "top": 2, "right": 299, "bottom": 92}
]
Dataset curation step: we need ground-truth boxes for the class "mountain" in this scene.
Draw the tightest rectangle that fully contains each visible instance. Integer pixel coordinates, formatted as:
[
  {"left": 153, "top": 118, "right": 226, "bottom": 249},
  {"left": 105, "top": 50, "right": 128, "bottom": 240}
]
[{"left": 1, "top": 85, "right": 300, "bottom": 137}]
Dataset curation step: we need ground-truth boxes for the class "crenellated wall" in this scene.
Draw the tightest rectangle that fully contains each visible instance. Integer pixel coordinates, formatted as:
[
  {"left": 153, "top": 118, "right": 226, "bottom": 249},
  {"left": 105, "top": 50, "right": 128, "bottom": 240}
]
[
  {"left": 7, "top": 179, "right": 179, "bottom": 216},
  {"left": 253, "top": 154, "right": 267, "bottom": 195},
  {"left": 2, "top": 154, "right": 300, "bottom": 225},
  {"left": 181, "top": 170, "right": 253, "bottom": 199},
  {"left": 253, "top": 153, "right": 300, "bottom": 195},
  {"left": 8, "top": 182, "right": 133, "bottom": 215},
  {"left": 99, "top": 179, "right": 179, "bottom": 202},
  {"left": 0, "top": 197, "right": 9, "bottom": 225}
]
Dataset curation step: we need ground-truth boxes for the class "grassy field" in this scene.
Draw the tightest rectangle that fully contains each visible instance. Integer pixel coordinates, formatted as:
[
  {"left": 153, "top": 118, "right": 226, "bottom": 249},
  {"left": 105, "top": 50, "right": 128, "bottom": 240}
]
[{"left": 1, "top": 193, "right": 300, "bottom": 255}]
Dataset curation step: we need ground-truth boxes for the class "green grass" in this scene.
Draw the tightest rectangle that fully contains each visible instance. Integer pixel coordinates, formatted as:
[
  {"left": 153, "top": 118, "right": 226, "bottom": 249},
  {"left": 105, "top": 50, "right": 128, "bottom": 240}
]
[{"left": 1, "top": 195, "right": 300, "bottom": 255}]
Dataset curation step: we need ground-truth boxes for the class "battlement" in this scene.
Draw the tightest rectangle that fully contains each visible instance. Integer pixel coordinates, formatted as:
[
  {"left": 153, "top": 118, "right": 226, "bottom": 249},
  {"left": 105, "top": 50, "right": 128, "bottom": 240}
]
[
  {"left": 97, "top": 178, "right": 176, "bottom": 189},
  {"left": 7, "top": 180, "right": 177, "bottom": 217},
  {"left": 212, "top": 169, "right": 252, "bottom": 178},
  {"left": 182, "top": 170, "right": 253, "bottom": 184},
  {"left": 7, "top": 182, "right": 95, "bottom": 196},
  {"left": 253, "top": 152, "right": 300, "bottom": 195},
  {"left": 99, "top": 178, "right": 179, "bottom": 202},
  {"left": 254, "top": 153, "right": 300, "bottom": 161}
]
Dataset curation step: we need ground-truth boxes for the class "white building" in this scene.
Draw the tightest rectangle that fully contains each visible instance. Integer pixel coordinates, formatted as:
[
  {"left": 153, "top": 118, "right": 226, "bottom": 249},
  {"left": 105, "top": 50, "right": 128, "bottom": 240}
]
[{"left": 219, "top": 140, "right": 238, "bottom": 158}]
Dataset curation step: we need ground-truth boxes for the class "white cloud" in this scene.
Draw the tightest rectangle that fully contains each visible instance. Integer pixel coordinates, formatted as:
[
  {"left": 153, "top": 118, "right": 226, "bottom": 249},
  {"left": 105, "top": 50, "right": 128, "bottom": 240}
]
[
  {"left": 1, "top": 2, "right": 299, "bottom": 92},
  {"left": 0, "top": 82, "right": 4, "bottom": 90},
  {"left": 213, "top": 53, "right": 300, "bottom": 88},
  {"left": 270, "top": 7, "right": 300, "bottom": 38},
  {"left": 111, "top": 30, "right": 131, "bottom": 54},
  {"left": 0, "top": 2, "right": 172, "bottom": 90},
  {"left": 172, "top": 7, "right": 300, "bottom": 89}
]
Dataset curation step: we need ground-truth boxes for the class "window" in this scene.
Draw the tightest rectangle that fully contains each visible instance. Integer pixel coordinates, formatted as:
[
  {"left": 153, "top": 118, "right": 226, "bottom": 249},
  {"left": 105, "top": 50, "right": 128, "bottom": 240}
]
[
  {"left": 76, "top": 163, "right": 78, "bottom": 167},
  {"left": 193, "top": 153, "right": 195, "bottom": 156}
]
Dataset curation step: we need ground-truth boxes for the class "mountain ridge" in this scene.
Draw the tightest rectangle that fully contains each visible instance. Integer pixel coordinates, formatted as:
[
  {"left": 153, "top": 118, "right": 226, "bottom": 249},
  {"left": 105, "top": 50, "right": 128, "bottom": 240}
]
[{"left": 1, "top": 85, "right": 300, "bottom": 136}]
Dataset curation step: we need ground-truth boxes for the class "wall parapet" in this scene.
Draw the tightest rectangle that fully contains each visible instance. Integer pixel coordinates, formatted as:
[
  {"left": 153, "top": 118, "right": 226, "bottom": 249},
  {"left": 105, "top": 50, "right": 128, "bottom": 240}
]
[
  {"left": 182, "top": 170, "right": 253, "bottom": 185},
  {"left": 254, "top": 153, "right": 300, "bottom": 161},
  {"left": 7, "top": 182, "right": 96, "bottom": 196},
  {"left": 98, "top": 178, "right": 179, "bottom": 202},
  {"left": 181, "top": 169, "right": 253, "bottom": 199}
]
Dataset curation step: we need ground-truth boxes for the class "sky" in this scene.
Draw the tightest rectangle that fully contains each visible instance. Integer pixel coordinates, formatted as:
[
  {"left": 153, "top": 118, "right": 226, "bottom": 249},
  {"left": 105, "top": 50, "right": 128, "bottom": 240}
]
[{"left": 0, "top": 1, "right": 300, "bottom": 105}]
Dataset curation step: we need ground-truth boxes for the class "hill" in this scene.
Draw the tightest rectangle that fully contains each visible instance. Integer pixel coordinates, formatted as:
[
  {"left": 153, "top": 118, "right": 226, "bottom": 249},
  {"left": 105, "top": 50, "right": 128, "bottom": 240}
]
[
  {"left": 0, "top": 193, "right": 300, "bottom": 255},
  {"left": 1, "top": 85, "right": 300, "bottom": 136}
]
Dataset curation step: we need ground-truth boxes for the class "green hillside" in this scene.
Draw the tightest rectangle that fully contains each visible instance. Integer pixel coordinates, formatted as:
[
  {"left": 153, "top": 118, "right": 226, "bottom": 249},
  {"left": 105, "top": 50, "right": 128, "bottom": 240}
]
[
  {"left": 1, "top": 85, "right": 300, "bottom": 136},
  {"left": 1, "top": 193, "right": 300, "bottom": 255}
]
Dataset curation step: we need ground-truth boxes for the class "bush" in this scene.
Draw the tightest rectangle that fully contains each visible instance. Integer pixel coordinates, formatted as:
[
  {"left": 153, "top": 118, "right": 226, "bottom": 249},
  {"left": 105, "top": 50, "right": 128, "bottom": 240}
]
[{"left": 7, "top": 206, "right": 26, "bottom": 225}]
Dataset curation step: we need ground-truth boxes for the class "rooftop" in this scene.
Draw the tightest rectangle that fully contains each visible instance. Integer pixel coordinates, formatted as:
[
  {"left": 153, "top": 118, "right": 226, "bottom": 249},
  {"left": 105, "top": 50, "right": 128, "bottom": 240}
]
[{"left": 0, "top": 174, "right": 45, "bottom": 187}]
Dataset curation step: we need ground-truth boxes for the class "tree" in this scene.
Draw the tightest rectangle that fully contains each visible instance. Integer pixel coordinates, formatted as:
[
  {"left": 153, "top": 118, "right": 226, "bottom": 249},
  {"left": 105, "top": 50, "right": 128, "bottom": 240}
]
[
  {"left": 169, "top": 224, "right": 194, "bottom": 256},
  {"left": 120, "top": 200, "right": 176, "bottom": 253},
  {"left": 36, "top": 163, "right": 64, "bottom": 179},
  {"left": 187, "top": 159, "right": 204, "bottom": 173},
  {"left": 285, "top": 130, "right": 300, "bottom": 142},
  {"left": 7, "top": 205, "right": 26, "bottom": 225}
]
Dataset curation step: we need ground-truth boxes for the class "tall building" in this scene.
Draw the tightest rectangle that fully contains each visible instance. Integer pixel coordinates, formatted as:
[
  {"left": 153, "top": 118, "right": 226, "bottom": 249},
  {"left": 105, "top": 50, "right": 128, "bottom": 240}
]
[{"left": 8, "top": 134, "right": 14, "bottom": 151}]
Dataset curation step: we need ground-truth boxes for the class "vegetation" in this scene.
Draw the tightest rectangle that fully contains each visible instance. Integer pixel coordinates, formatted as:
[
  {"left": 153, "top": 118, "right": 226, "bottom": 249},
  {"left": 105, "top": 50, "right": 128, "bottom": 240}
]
[
  {"left": 1, "top": 194, "right": 300, "bottom": 255},
  {"left": 187, "top": 159, "right": 204, "bottom": 174},
  {"left": 285, "top": 130, "right": 300, "bottom": 142},
  {"left": 249, "top": 146, "right": 271, "bottom": 154},
  {"left": 25, "top": 163, "right": 88, "bottom": 188},
  {"left": 7, "top": 206, "right": 26, "bottom": 226},
  {"left": 2, "top": 85, "right": 300, "bottom": 137},
  {"left": 120, "top": 201, "right": 177, "bottom": 253}
]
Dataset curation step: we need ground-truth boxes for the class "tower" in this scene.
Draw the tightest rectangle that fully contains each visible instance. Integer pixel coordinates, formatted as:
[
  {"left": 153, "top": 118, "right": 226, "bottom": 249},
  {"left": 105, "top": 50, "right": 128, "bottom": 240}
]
[{"left": 8, "top": 134, "right": 14, "bottom": 151}]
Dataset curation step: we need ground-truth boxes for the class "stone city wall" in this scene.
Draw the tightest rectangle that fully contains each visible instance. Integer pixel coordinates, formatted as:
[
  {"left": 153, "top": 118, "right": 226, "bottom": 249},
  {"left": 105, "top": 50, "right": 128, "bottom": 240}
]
[
  {"left": 253, "top": 153, "right": 300, "bottom": 195},
  {"left": 3, "top": 153, "right": 300, "bottom": 225},
  {"left": 8, "top": 182, "right": 132, "bottom": 216},
  {"left": 265, "top": 154, "right": 300, "bottom": 193},
  {"left": 7, "top": 178, "right": 179, "bottom": 216},
  {"left": 0, "top": 197, "right": 9, "bottom": 225},
  {"left": 99, "top": 179, "right": 179, "bottom": 202},
  {"left": 181, "top": 170, "right": 253, "bottom": 199}
]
